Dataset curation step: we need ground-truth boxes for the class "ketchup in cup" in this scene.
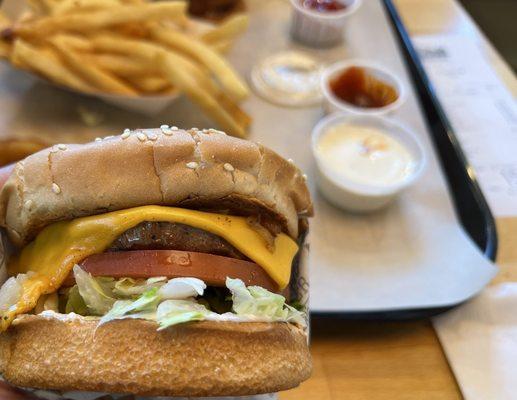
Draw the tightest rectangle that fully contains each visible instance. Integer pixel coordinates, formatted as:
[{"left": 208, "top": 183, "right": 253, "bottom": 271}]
[
  {"left": 329, "top": 66, "right": 399, "bottom": 109},
  {"left": 300, "top": 0, "right": 347, "bottom": 12}
]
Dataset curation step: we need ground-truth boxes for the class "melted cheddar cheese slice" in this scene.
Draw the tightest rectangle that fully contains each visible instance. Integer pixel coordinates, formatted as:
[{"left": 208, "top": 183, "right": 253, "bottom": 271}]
[{"left": 2, "top": 206, "right": 298, "bottom": 330}]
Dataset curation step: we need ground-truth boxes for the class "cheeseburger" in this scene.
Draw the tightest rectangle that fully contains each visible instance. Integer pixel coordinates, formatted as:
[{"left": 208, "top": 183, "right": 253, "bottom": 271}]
[{"left": 0, "top": 127, "right": 312, "bottom": 397}]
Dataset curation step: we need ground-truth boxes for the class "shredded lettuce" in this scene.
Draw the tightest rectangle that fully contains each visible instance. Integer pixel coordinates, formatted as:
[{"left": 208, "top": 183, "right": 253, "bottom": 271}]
[
  {"left": 99, "top": 288, "right": 160, "bottom": 325},
  {"left": 113, "top": 277, "right": 167, "bottom": 297},
  {"left": 158, "top": 277, "right": 206, "bottom": 299},
  {"left": 284, "top": 304, "right": 307, "bottom": 326},
  {"left": 65, "top": 271, "right": 306, "bottom": 330},
  {"left": 112, "top": 276, "right": 205, "bottom": 300},
  {"left": 99, "top": 279, "right": 207, "bottom": 327},
  {"left": 64, "top": 285, "right": 88, "bottom": 315},
  {"left": 226, "top": 278, "right": 306, "bottom": 326},
  {"left": 0, "top": 274, "right": 30, "bottom": 313},
  {"left": 156, "top": 300, "right": 212, "bottom": 330},
  {"left": 73, "top": 265, "right": 116, "bottom": 315}
]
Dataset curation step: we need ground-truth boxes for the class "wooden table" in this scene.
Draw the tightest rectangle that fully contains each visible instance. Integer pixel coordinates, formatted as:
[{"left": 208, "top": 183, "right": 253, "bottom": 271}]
[{"left": 280, "top": 1, "right": 517, "bottom": 399}]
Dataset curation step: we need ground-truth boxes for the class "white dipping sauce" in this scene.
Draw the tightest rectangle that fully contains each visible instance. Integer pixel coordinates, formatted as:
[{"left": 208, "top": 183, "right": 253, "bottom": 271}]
[{"left": 316, "top": 123, "right": 416, "bottom": 187}]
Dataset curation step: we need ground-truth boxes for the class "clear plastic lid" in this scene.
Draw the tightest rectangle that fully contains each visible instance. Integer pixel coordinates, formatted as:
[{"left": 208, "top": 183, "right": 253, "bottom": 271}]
[{"left": 250, "top": 51, "right": 324, "bottom": 107}]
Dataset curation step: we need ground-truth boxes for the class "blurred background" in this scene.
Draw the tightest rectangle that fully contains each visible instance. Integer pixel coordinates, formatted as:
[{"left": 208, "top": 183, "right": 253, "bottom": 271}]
[{"left": 460, "top": 0, "right": 516, "bottom": 71}]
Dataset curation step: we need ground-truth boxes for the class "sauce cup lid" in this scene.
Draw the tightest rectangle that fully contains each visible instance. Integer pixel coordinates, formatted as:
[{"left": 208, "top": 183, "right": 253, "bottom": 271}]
[
  {"left": 251, "top": 51, "right": 324, "bottom": 107},
  {"left": 311, "top": 113, "right": 426, "bottom": 196}
]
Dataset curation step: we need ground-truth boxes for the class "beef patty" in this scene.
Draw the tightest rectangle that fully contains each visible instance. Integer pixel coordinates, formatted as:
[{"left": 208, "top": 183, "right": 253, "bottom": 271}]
[{"left": 108, "top": 221, "right": 248, "bottom": 260}]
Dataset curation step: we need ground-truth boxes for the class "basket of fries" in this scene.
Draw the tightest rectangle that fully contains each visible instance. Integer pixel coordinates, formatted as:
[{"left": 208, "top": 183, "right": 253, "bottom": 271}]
[{"left": 0, "top": 0, "right": 251, "bottom": 138}]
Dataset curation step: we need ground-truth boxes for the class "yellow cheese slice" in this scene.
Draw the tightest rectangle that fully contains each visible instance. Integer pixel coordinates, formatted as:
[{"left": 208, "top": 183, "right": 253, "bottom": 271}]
[{"left": 2, "top": 206, "right": 298, "bottom": 330}]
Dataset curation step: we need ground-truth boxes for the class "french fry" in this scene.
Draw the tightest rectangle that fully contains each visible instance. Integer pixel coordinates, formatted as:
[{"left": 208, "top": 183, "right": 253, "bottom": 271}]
[
  {"left": 90, "top": 33, "right": 161, "bottom": 61},
  {"left": 181, "top": 60, "right": 251, "bottom": 131},
  {"left": 201, "top": 14, "right": 249, "bottom": 44},
  {"left": 50, "top": 34, "right": 93, "bottom": 51},
  {"left": 158, "top": 52, "right": 247, "bottom": 138},
  {"left": 0, "top": 11, "right": 11, "bottom": 30},
  {"left": 91, "top": 53, "right": 154, "bottom": 77},
  {"left": 150, "top": 25, "right": 249, "bottom": 101},
  {"left": 0, "top": 12, "right": 11, "bottom": 56},
  {"left": 91, "top": 34, "right": 246, "bottom": 136},
  {"left": 114, "top": 22, "right": 150, "bottom": 39},
  {"left": 211, "top": 39, "right": 232, "bottom": 54},
  {"left": 91, "top": 34, "right": 213, "bottom": 93},
  {"left": 53, "top": 0, "right": 123, "bottom": 15},
  {"left": 173, "top": 53, "right": 250, "bottom": 130},
  {"left": 11, "top": 39, "right": 93, "bottom": 93},
  {"left": 51, "top": 37, "right": 137, "bottom": 96},
  {"left": 28, "top": 0, "right": 60, "bottom": 16},
  {"left": 180, "top": 58, "right": 222, "bottom": 98},
  {"left": 217, "top": 92, "right": 252, "bottom": 131},
  {"left": 14, "top": 2, "right": 187, "bottom": 38},
  {"left": 125, "top": 75, "right": 171, "bottom": 93}
]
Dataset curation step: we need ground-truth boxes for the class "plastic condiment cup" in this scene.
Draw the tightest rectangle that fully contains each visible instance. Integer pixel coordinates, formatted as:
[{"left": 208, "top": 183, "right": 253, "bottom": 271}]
[
  {"left": 321, "top": 60, "right": 406, "bottom": 116},
  {"left": 289, "top": 0, "right": 362, "bottom": 48},
  {"left": 311, "top": 113, "right": 426, "bottom": 212}
]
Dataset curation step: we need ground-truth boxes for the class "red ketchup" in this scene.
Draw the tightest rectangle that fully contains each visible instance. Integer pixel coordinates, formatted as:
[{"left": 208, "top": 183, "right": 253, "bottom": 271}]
[{"left": 301, "top": 0, "right": 347, "bottom": 12}]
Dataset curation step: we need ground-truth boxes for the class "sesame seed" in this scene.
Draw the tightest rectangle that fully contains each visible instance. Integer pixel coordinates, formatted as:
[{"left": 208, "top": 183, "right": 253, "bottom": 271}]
[
  {"left": 95, "top": 137, "right": 102, "bottom": 142},
  {"left": 209, "top": 129, "right": 226, "bottom": 135},
  {"left": 162, "top": 128, "right": 173, "bottom": 136},
  {"left": 121, "top": 130, "right": 131, "bottom": 139},
  {"left": 191, "top": 127, "right": 199, "bottom": 131},
  {"left": 223, "top": 163, "right": 234, "bottom": 172},
  {"left": 24, "top": 200, "right": 33, "bottom": 209},
  {"left": 137, "top": 132, "right": 147, "bottom": 142},
  {"left": 57, "top": 144, "right": 67, "bottom": 151},
  {"left": 202, "top": 129, "right": 209, "bottom": 133},
  {"left": 302, "top": 174, "right": 307, "bottom": 180},
  {"left": 160, "top": 124, "right": 169, "bottom": 130},
  {"left": 104, "top": 135, "right": 114, "bottom": 140},
  {"left": 123, "top": 128, "right": 130, "bottom": 134},
  {"left": 51, "top": 183, "right": 61, "bottom": 194},
  {"left": 288, "top": 158, "right": 294, "bottom": 164},
  {"left": 186, "top": 161, "right": 199, "bottom": 169},
  {"left": 147, "top": 133, "right": 158, "bottom": 141},
  {"left": 171, "top": 126, "right": 179, "bottom": 131}
]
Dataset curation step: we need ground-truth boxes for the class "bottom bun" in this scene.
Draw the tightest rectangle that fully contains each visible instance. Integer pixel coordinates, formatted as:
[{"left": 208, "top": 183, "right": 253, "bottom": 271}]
[{"left": 0, "top": 314, "right": 311, "bottom": 397}]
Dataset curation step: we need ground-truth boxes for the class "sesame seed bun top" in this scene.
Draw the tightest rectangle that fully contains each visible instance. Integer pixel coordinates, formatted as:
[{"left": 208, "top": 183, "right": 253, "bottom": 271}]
[{"left": 0, "top": 127, "right": 313, "bottom": 246}]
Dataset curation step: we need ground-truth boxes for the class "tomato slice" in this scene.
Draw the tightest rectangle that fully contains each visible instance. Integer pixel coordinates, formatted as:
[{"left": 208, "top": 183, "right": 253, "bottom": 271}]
[
  {"left": 0, "top": 164, "right": 14, "bottom": 189},
  {"left": 63, "top": 250, "right": 280, "bottom": 292}
]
